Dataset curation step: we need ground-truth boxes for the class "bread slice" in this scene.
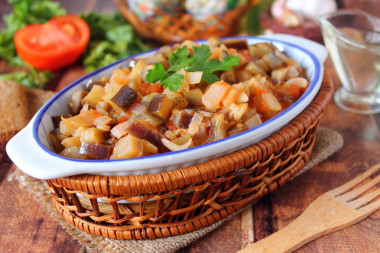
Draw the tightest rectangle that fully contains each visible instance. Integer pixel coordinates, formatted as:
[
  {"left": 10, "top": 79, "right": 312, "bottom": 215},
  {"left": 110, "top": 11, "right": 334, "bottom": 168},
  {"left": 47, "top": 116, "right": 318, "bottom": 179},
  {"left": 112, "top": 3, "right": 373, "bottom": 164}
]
[
  {"left": 0, "top": 82, "right": 57, "bottom": 163},
  {"left": 26, "top": 88, "right": 56, "bottom": 118},
  {"left": 0, "top": 80, "right": 29, "bottom": 162}
]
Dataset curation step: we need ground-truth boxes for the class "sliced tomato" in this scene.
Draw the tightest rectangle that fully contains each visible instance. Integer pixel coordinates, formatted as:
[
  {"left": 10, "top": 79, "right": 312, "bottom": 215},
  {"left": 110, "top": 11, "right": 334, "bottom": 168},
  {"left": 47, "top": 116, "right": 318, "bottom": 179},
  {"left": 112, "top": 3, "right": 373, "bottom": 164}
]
[{"left": 14, "top": 15, "right": 90, "bottom": 71}]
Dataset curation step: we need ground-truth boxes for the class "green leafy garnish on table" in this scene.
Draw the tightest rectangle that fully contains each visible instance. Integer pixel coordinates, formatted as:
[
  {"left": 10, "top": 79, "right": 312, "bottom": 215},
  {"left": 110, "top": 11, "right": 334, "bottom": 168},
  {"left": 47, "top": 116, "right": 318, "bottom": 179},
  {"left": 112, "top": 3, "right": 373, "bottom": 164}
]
[
  {"left": 0, "top": 0, "right": 66, "bottom": 88},
  {"left": 0, "top": 1, "right": 151, "bottom": 88},
  {"left": 146, "top": 44, "right": 240, "bottom": 92},
  {"left": 81, "top": 12, "right": 151, "bottom": 73}
]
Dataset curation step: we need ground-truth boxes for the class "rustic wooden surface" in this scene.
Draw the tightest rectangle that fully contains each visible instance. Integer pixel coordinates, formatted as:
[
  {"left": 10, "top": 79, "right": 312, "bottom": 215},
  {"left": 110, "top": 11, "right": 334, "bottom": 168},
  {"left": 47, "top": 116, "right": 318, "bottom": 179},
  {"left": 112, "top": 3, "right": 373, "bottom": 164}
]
[{"left": 0, "top": 1, "right": 379, "bottom": 252}]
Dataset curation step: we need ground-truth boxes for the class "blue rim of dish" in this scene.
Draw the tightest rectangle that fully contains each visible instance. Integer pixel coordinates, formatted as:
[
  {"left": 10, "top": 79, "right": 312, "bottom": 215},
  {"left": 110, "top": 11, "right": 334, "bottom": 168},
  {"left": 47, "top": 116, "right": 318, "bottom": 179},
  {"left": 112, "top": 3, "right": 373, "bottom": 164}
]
[{"left": 33, "top": 36, "right": 321, "bottom": 164}]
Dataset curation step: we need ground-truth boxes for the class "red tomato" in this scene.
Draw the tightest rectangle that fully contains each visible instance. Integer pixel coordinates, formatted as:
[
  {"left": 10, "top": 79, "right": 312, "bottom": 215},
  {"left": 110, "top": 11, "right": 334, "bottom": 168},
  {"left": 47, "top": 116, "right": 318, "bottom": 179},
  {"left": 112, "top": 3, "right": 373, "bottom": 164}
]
[{"left": 14, "top": 15, "right": 90, "bottom": 71}]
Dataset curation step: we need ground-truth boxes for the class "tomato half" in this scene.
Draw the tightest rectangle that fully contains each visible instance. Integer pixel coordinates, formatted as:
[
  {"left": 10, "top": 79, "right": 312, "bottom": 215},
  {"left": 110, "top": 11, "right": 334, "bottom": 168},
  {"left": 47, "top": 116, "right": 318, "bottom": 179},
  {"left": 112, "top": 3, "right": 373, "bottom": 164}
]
[{"left": 14, "top": 15, "right": 90, "bottom": 71}]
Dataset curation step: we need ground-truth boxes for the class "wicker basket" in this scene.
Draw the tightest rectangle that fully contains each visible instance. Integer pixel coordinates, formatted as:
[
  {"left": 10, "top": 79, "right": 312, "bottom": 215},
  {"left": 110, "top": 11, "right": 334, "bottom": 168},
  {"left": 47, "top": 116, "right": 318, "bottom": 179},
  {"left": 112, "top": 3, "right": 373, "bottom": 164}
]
[
  {"left": 47, "top": 72, "right": 333, "bottom": 240},
  {"left": 114, "top": 0, "right": 260, "bottom": 44}
]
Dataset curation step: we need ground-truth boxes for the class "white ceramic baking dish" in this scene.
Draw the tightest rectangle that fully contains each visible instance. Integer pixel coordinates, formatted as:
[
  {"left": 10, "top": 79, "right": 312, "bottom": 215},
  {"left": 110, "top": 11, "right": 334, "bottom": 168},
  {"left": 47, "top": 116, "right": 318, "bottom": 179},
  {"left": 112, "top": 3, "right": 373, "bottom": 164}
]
[{"left": 6, "top": 34, "right": 327, "bottom": 179}]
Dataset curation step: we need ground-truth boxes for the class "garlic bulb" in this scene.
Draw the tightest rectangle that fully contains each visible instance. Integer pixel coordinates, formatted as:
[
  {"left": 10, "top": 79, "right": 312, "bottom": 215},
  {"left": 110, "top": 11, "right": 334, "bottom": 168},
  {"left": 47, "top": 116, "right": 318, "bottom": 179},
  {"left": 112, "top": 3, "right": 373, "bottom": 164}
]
[
  {"left": 271, "top": 0, "right": 337, "bottom": 21},
  {"left": 285, "top": 0, "right": 337, "bottom": 18}
]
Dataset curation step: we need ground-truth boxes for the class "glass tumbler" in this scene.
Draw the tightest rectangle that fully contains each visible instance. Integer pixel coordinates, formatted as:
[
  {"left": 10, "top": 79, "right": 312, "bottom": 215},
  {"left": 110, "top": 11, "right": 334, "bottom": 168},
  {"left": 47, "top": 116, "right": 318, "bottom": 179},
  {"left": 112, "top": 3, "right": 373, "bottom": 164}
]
[{"left": 318, "top": 9, "right": 380, "bottom": 114}]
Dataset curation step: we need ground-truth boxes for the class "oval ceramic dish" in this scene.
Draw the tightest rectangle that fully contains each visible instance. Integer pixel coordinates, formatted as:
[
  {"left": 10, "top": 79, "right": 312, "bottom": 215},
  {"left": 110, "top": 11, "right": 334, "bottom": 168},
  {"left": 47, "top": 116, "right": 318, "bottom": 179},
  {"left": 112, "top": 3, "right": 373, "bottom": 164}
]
[{"left": 6, "top": 34, "right": 327, "bottom": 179}]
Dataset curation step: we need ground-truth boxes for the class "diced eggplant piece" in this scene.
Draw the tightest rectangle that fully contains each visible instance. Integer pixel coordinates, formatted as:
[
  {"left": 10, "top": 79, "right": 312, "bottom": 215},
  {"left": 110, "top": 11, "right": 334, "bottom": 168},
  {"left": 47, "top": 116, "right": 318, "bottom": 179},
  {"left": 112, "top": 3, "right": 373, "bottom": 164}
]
[
  {"left": 112, "top": 86, "right": 137, "bottom": 110},
  {"left": 245, "top": 61, "right": 265, "bottom": 76},
  {"left": 48, "top": 130, "right": 65, "bottom": 153},
  {"left": 68, "top": 90, "right": 88, "bottom": 114},
  {"left": 183, "top": 88, "right": 203, "bottom": 106},
  {"left": 271, "top": 67, "right": 289, "bottom": 84},
  {"left": 244, "top": 114, "right": 262, "bottom": 129},
  {"left": 85, "top": 79, "right": 107, "bottom": 91},
  {"left": 220, "top": 70, "right": 236, "bottom": 84},
  {"left": 51, "top": 114, "right": 71, "bottom": 129},
  {"left": 80, "top": 127, "right": 105, "bottom": 143},
  {"left": 134, "top": 112, "right": 165, "bottom": 126},
  {"left": 208, "top": 113, "right": 227, "bottom": 142},
  {"left": 249, "top": 43, "right": 273, "bottom": 58},
  {"left": 223, "top": 39, "right": 249, "bottom": 50},
  {"left": 164, "top": 91, "right": 188, "bottom": 109},
  {"left": 170, "top": 109, "right": 193, "bottom": 129},
  {"left": 119, "top": 58, "right": 137, "bottom": 69},
  {"left": 262, "top": 52, "right": 285, "bottom": 69},
  {"left": 110, "top": 135, "right": 143, "bottom": 159},
  {"left": 228, "top": 125, "right": 246, "bottom": 136},
  {"left": 104, "top": 85, "right": 137, "bottom": 112},
  {"left": 148, "top": 94, "right": 173, "bottom": 120},
  {"left": 127, "top": 120, "right": 166, "bottom": 152},
  {"left": 60, "top": 146, "right": 87, "bottom": 159},
  {"left": 79, "top": 142, "right": 110, "bottom": 160}
]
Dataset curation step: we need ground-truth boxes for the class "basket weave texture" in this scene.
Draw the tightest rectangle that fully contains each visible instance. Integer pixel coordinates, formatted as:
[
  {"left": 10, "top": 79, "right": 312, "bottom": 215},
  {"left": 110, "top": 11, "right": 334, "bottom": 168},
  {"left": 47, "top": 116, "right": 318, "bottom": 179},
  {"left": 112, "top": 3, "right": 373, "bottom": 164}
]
[
  {"left": 47, "top": 72, "right": 333, "bottom": 240},
  {"left": 114, "top": 0, "right": 260, "bottom": 44}
]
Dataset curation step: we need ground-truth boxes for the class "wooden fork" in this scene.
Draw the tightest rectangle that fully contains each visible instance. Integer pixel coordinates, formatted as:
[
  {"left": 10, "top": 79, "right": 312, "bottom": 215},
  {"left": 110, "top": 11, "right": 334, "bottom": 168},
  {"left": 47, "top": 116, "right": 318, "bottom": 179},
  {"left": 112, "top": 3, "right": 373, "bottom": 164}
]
[{"left": 239, "top": 163, "right": 380, "bottom": 253}]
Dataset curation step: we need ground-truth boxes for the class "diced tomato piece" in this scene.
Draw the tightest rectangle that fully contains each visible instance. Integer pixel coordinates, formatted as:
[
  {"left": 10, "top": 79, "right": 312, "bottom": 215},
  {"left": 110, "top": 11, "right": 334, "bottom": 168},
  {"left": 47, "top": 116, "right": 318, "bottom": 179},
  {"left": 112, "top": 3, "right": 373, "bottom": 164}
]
[
  {"left": 118, "top": 115, "right": 128, "bottom": 124},
  {"left": 166, "top": 121, "right": 177, "bottom": 131},
  {"left": 140, "top": 82, "right": 164, "bottom": 96}
]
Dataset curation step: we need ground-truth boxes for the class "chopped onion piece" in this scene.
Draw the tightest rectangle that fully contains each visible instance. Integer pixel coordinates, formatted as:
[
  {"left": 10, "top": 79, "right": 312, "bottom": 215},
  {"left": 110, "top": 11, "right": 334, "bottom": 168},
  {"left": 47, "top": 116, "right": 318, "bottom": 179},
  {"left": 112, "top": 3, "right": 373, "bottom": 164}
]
[
  {"left": 285, "top": 77, "right": 308, "bottom": 88},
  {"left": 237, "top": 91, "right": 249, "bottom": 103},
  {"left": 161, "top": 137, "right": 193, "bottom": 151},
  {"left": 188, "top": 112, "right": 203, "bottom": 135},
  {"left": 245, "top": 114, "right": 262, "bottom": 129},
  {"left": 111, "top": 121, "right": 130, "bottom": 139},
  {"left": 188, "top": 71, "right": 203, "bottom": 84},
  {"left": 262, "top": 93, "right": 282, "bottom": 112}
]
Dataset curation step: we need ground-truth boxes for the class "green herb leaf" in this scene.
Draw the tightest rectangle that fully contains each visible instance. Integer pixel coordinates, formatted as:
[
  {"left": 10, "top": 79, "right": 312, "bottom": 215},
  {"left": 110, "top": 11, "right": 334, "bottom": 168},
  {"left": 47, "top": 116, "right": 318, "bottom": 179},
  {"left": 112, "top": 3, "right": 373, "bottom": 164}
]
[
  {"left": 161, "top": 73, "right": 184, "bottom": 92},
  {"left": 145, "top": 44, "right": 240, "bottom": 92},
  {"left": 146, "top": 63, "right": 167, "bottom": 84},
  {"left": 0, "top": 0, "right": 65, "bottom": 88},
  {"left": 81, "top": 12, "right": 150, "bottom": 73}
]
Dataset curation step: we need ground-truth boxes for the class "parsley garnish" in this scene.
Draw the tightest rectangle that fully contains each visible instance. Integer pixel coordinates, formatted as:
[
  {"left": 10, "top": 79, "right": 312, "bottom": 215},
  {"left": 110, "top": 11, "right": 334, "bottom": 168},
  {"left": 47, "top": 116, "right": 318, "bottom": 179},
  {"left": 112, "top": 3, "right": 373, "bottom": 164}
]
[{"left": 145, "top": 44, "right": 240, "bottom": 92}]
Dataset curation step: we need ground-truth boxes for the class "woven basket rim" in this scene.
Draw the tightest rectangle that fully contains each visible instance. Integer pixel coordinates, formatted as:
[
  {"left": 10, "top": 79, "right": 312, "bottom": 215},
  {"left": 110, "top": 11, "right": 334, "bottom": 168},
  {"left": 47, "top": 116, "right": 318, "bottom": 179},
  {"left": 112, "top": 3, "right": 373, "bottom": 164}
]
[
  {"left": 113, "top": 0, "right": 260, "bottom": 43},
  {"left": 50, "top": 71, "right": 334, "bottom": 195}
]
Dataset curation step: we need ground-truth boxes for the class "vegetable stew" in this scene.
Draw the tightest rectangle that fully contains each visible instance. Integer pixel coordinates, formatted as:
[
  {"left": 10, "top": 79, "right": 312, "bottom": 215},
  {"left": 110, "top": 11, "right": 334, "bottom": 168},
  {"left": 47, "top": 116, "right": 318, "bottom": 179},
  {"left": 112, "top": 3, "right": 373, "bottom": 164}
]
[{"left": 49, "top": 38, "right": 309, "bottom": 160}]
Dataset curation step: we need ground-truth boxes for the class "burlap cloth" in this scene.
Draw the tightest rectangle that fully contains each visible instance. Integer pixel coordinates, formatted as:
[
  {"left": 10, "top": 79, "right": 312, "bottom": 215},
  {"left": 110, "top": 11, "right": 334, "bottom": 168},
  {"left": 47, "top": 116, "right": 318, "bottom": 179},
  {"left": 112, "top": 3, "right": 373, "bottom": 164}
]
[{"left": 8, "top": 127, "right": 343, "bottom": 253}]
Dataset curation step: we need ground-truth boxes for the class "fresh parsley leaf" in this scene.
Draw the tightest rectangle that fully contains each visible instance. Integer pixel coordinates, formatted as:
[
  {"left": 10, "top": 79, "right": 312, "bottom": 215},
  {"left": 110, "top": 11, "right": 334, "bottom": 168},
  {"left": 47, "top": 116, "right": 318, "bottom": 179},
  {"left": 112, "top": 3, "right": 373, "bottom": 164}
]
[
  {"left": 81, "top": 12, "right": 150, "bottom": 73},
  {"left": 146, "top": 63, "right": 167, "bottom": 84},
  {"left": 0, "top": 67, "right": 52, "bottom": 88},
  {"left": 145, "top": 44, "right": 240, "bottom": 92},
  {"left": 169, "top": 46, "right": 189, "bottom": 68},
  {"left": 161, "top": 73, "right": 184, "bottom": 92}
]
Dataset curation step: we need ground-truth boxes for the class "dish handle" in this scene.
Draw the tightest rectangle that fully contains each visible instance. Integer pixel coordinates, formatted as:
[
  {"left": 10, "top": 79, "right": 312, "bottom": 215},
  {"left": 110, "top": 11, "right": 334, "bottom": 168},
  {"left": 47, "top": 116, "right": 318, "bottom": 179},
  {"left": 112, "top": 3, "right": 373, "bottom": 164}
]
[{"left": 6, "top": 121, "right": 71, "bottom": 179}]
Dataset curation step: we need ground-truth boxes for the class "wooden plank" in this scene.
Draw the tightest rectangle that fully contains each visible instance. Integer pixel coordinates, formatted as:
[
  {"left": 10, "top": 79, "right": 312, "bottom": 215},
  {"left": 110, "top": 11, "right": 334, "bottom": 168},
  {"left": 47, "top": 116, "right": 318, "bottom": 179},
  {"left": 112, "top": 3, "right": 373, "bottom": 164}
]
[{"left": 0, "top": 166, "right": 82, "bottom": 253}]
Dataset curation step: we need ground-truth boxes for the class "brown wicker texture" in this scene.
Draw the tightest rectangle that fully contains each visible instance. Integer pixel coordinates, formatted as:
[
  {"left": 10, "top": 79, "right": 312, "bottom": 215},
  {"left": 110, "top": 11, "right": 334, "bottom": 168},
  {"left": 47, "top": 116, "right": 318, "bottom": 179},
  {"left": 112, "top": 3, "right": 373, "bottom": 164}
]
[
  {"left": 114, "top": 0, "right": 260, "bottom": 44},
  {"left": 47, "top": 72, "right": 333, "bottom": 240}
]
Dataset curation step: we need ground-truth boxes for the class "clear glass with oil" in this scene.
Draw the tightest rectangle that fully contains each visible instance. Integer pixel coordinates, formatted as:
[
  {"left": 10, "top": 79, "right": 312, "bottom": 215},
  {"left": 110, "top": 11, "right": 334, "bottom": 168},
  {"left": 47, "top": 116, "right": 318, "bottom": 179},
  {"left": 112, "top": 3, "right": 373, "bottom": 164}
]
[{"left": 318, "top": 9, "right": 380, "bottom": 114}]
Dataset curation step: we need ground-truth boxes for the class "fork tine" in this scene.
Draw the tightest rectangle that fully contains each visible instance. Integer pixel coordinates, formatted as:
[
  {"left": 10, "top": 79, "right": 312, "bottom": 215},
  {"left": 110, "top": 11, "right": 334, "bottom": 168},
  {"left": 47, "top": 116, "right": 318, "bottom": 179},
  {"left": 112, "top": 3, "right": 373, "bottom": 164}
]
[
  {"left": 328, "top": 164, "right": 380, "bottom": 197},
  {"left": 337, "top": 174, "right": 380, "bottom": 202},
  {"left": 347, "top": 188, "right": 380, "bottom": 209},
  {"left": 357, "top": 199, "right": 380, "bottom": 215}
]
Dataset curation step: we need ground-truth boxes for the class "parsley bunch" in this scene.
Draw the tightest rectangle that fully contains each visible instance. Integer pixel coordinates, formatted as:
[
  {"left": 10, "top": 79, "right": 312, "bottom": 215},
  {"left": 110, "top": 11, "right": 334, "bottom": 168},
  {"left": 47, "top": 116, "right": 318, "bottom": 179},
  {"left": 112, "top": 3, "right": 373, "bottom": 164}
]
[{"left": 145, "top": 44, "right": 240, "bottom": 92}]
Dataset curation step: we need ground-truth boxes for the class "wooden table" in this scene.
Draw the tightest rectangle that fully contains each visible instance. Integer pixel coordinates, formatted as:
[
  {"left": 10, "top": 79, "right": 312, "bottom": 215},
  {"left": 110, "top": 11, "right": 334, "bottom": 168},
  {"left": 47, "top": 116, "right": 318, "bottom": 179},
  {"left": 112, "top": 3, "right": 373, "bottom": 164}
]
[{"left": 1, "top": 1, "right": 379, "bottom": 252}]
